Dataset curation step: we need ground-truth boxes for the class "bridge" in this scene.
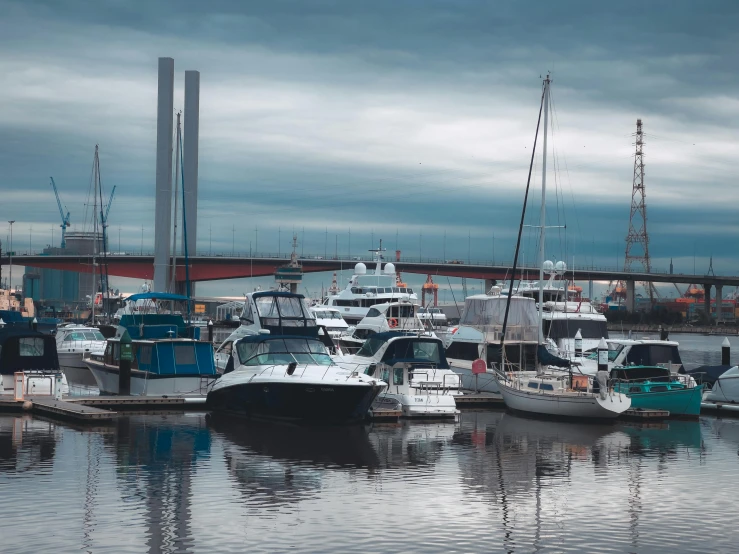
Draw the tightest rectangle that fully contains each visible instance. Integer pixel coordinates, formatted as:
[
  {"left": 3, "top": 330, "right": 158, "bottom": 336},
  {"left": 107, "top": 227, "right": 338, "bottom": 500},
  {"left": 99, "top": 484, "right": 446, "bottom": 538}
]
[{"left": 4, "top": 252, "right": 737, "bottom": 313}]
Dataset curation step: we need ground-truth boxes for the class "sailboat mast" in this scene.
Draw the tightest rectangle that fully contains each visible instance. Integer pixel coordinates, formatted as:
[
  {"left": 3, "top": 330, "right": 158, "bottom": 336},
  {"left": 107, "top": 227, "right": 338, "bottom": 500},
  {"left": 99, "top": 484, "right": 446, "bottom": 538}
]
[{"left": 537, "top": 76, "right": 551, "bottom": 340}]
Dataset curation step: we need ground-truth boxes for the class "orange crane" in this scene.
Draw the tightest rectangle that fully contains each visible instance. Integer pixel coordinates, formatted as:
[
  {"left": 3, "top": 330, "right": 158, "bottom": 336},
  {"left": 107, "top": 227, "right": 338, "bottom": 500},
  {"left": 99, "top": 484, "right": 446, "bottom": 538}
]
[{"left": 422, "top": 274, "right": 439, "bottom": 306}]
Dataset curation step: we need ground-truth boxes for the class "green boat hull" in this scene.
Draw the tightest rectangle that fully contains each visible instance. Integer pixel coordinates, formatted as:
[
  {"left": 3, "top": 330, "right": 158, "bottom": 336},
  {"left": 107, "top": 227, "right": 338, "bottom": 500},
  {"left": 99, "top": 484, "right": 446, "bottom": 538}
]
[{"left": 618, "top": 385, "right": 704, "bottom": 417}]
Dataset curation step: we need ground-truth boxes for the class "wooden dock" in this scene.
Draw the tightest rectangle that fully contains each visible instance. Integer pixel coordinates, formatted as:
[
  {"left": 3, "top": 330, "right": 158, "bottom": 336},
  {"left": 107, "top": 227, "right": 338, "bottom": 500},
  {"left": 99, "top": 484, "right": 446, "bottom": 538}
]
[
  {"left": 66, "top": 396, "right": 207, "bottom": 410},
  {"left": 456, "top": 392, "right": 505, "bottom": 408},
  {"left": 369, "top": 408, "right": 402, "bottom": 422},
  {"left": 621, "top": 408, "right": 670, "bottom": 420}
]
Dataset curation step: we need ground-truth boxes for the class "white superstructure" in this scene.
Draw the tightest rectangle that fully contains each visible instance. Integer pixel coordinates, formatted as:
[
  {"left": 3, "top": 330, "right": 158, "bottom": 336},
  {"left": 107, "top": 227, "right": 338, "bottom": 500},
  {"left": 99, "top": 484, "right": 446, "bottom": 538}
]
[
  {"left": 310, "top": 306, "right": 349, "bottom": 339},
  {"left": 323, "top": 247, "right": 417, "bottom": 325}
]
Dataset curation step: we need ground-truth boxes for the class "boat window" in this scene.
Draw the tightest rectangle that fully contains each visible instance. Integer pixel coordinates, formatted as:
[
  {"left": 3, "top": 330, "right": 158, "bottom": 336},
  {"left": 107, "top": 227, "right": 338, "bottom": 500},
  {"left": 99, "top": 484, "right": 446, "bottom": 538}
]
[
  {"left": 139, "top": 345, "right": 152, "bottom": 365},
  {"left": 174, "top": 344, "right": 196, "bottom": 365},
  {"left": 19, "top": 337, "right": 44, "bottom": 357},
  {"left": 220, "top": 341, "right": 232, "bottom": 354},
  {"left": 277, "top": 296, "right": 306, "bottom": 318},
  {"left": 241, "top": 300, "right": 255, "bottom": 324},
  {"left": 586, "top": 344, "right": 623, "bottom": 362},
  {"left": 356, "top": 336, "right": 387, "bottom": 357},
  {"left": 527, "top": 381, "right": 539, "bottom": 389},
  {"left": 256, "top": 296, "right": 279, "bottom": 319},
  {"left": 366, "top": 308, "right": 382, "bottom": 317},
  {"left": 649, "top": 385, "right": 668, "bottom": 392},
  {"left": 629, "top": 386, "right": 642, "bottom": 393},
  {"left": 393, "top": 367, "right": 404, "bottom": 385},
  {"left": 86, "top": 331, "right": 106, "bottom": 341},
  {"left": 330, "top": 311, "right": 344, "bottom": 320},
  {"left": 540, "top": 383, "right": 554, "bottom": 391},
  {"left": 399, "top": 305, "right": 414, "bottom": 318},
  {"left": 445, "top": 341, "right": 479, "bottom": 361}
]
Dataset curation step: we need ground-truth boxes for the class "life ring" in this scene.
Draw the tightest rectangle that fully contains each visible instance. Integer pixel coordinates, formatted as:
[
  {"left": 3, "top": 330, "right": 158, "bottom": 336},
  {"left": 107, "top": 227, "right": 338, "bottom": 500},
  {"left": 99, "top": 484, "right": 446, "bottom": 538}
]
[{"left": 388, "top": 318, "right": 398, "bottom": 328}]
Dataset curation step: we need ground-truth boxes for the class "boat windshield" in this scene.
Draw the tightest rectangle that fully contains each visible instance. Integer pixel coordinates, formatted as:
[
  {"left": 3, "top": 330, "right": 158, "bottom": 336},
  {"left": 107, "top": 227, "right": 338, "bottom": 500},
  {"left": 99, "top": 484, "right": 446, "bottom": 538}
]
[
  {"left": 236, "top": 337, "right": 332, "bottom": 366},
  {"left": 63, "top": 330, "right": 106, "bottom": 341},
  {"left": 313, "top": 310, "right": 344, "bottom": 320},
  {"left": 544, "top": 319, "right": 608, "bottom": 340},
  {"left": 586, "top": 343, "right": 624, "bottom": 362},
  {"left": 255, "top": 295, "right": 317, "bottom": 328}
]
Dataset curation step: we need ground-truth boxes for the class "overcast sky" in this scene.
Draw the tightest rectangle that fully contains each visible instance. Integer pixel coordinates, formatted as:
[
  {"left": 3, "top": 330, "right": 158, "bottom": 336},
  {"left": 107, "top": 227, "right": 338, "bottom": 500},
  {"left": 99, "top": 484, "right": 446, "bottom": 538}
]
[{"left": 1, "top": 0, "right": 738, "bottom": 295}]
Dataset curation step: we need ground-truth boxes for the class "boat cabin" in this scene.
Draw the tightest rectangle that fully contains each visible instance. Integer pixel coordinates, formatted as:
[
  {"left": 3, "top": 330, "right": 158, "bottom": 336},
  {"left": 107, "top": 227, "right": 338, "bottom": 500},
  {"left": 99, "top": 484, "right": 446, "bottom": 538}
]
[
  {"left": 587, "top": 340, "right": 683, "bottom": 371},
  {"left": 0, "top": 327, "right": 59, "bottom": 375},
  {"left": 95, "top": 337, "right": 217, "bottom": 376},
  {"left": 609, "top": 365, "right": 686, "bottom": 393}
]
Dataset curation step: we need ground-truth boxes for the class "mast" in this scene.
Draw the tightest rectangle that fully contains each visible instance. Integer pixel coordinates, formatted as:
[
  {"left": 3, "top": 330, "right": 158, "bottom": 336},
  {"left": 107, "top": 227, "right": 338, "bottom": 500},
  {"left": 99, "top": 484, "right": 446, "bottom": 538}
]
[
  {"left": 537, "top": 76, "right": 551, "bottom": 341},
  {"left": 499, "top": 76, "right": 547, "bottom": 353}
]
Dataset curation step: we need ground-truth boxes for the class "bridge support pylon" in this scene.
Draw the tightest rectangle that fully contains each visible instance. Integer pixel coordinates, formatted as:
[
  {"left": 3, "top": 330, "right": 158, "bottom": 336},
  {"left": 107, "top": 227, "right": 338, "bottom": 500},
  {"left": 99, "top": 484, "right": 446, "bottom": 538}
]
[
  {"left": 704, "top": 284, "right": 712, "bottom": 323},
  {"left": 625, "top": 280, "right": 635, "bottom": 312}
]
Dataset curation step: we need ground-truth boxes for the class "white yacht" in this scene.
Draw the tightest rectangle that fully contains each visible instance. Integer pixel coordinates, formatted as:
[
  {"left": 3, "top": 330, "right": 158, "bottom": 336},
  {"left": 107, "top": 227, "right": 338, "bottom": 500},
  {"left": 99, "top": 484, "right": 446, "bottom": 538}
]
[
  {"left": 574, "top": 338, "right": 684, "bottom": 375},
  {"left": 309, "top": 306, "right": 349, "bottom": 339},
  {"left": 55, "top": 324, "right": 107, "bottom": 387},
  {"left": 337, "top": 300, "right": 434, "bottom": 355},
  {"left": 323, "top": 245, "right": 417, "bottom": 325},
  {"left": 337, "top": 331, "right": 460, "bottom": 419},
  {"left": 206, "top": 333, "right": 385, "bottom": 423}
]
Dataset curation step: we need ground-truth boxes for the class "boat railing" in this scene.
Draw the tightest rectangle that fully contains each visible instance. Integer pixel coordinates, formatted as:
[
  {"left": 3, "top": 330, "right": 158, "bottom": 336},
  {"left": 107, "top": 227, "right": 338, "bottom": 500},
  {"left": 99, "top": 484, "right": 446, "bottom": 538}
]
[{"left": 409, "top": 370, "right": 460, "bottom": 394}]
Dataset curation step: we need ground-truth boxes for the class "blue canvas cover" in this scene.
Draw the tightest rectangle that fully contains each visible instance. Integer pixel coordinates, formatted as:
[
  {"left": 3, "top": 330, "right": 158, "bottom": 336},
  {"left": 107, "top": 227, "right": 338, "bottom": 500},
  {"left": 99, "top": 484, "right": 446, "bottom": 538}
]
[{"left": 145, "top": 341, "right": 216, "bottom": 375}]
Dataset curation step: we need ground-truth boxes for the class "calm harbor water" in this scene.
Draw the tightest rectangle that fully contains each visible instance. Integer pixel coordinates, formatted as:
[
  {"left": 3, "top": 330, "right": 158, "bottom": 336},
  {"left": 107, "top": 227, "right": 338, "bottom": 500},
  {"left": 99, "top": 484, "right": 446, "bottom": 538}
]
[{"left": 2, "top": 334, "right": 738, "bottom": 553}]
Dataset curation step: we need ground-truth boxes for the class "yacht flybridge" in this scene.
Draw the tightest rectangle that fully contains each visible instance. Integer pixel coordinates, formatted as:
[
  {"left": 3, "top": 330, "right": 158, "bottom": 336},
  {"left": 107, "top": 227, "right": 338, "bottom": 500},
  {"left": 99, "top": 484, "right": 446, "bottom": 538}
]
[{"left": 323, "top": 243, "right": 417, "bottom": 325}]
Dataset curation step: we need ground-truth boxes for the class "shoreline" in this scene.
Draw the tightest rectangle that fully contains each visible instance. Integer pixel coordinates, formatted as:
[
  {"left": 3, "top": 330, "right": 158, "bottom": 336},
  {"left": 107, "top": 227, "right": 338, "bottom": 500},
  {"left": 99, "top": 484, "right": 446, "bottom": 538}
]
[{"left": 607, "top": 323, "right": 739, "bottom": 336}]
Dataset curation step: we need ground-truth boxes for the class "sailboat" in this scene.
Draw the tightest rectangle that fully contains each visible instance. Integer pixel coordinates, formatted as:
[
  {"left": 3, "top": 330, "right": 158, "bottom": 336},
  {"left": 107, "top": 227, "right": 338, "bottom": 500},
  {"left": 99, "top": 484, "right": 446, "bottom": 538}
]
[{"left": 492, "top": 76, "right": 631, "bottom": 419}]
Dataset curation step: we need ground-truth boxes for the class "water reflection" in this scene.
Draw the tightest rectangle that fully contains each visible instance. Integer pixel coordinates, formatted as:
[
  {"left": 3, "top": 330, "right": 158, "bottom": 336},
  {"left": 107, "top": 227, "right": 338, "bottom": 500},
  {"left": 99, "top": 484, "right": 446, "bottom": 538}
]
[
  {"left": 0, "top": 410, "right": 729, "bottom": 554},
  {"left": 0, "top": 415, "right": 60, "bottom": 474}
]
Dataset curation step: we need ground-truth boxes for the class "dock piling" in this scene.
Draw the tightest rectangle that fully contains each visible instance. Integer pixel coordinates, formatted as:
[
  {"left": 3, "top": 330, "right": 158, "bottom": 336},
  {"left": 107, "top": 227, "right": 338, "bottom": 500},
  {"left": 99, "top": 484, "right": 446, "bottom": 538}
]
[{"left": 722, "top": 337, "right": 731, "bottom": 366}]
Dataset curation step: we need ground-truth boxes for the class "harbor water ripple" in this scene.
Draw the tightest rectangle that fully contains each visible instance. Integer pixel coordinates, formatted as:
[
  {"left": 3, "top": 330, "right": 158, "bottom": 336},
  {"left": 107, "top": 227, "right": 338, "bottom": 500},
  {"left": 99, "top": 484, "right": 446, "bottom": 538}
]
[{"left": 1, "top": 409, "right": 739, "bottom": 553}]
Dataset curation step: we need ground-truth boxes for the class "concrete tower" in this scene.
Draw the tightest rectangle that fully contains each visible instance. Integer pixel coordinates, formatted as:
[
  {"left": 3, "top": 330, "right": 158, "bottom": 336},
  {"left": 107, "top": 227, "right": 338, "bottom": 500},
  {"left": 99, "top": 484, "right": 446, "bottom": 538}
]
[
  {"left": 153, "top": 57, "right": 175, "bottom": 292},
  {"left": 183, "top": 70, "right": 200, "bottom": 295}
]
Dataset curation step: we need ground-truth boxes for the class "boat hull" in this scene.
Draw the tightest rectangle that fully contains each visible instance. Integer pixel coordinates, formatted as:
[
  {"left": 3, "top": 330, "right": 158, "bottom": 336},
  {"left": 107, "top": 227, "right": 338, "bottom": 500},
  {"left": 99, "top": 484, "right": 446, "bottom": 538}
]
[
  {"left": 624, "top": 386, "right": 703, "bottom": 417},
  {"left": 496, "top": 380, "right": 630, "bottom": 419},
  {"left": 451, "top": 363, "right": 500, "bottom": 393},
  {"left": 59, "top": 352, "right": 98, "bottom": 387},
  {"left": 206, "top": 381, "right": 381, "bottom": 423},
  {"left": 85, "top": 359, "right": 216, "bottom": 396},
  {"left": 374, "top": 392, "right": 458, "bottom": 419}
]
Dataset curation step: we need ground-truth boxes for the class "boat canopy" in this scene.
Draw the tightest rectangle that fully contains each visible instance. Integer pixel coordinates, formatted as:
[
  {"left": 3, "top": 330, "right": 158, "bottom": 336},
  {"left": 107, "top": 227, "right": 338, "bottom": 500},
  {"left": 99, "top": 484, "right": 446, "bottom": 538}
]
[
  {"left": 355, "top": 332, "right": 450, "bottom": 368},
  {"left": 117, "top": 314, "right": 199, "bottom": 340},
  {"left": 126, "top": 292, "right": 191, "bottom": 302},
  {"left": 242, "top": 291, "right": 318, "bottom": 337},
  {"left": 133, "top": 341, "right": 216, "bottom": 375},
  {"left": 0, "top": 327, "right": 59, "bottom": 374},
  {"left": 459, "top": 295, "right": 540, "bottom": 342}
]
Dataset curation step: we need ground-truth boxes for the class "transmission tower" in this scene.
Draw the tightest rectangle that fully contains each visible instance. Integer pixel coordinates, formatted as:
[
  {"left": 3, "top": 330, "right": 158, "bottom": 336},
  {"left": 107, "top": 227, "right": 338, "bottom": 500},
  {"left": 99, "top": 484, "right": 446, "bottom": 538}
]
[{"left": 623, "top": 118, "right": 656, "bottom": 304}]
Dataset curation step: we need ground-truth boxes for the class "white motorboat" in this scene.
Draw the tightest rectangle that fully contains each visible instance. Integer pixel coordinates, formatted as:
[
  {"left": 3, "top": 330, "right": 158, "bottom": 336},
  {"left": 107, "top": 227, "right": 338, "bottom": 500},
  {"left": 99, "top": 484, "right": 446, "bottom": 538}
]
[
  {"left": 323, "top": 243, "right": 418, "bottom": 324},
  {"left": 338, "top": 331, "right": 460, "bottom": 419},
  {"left": 0, "top": 326, "right": 70, "bottom": 397},
  {"left": 55, "top": 324, "right": 106, "bottom": 387},
  {"left": 574, "top": 338, "right": 684, "bottom": 375},
  {"left": 309, "top": 306, "right": 349, "bottom": 340},
  {"left": 702, "top": 366, "right": 739, "bottom": 411},
  {"left": 337, "top": 300, "right": 435, "bottom": 354},
  {"left": 206, "top": 333, "right": 385, "bottom": 422}
]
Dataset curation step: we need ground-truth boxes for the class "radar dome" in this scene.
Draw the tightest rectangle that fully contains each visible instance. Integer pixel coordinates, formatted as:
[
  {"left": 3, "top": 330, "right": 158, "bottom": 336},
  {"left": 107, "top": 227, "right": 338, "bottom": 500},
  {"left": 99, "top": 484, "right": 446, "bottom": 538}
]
[
  {"left": 383, "top": 262, "right": 396, "bottom": 275},
  {"left": 354, "top": 262, "right": 367, "bottom": 275},
  {"left": 542, "top": 260, "right": 555, "bottom": 272},
  {"left": 554, "top": 261, "right": 567, "bottom": 274}
]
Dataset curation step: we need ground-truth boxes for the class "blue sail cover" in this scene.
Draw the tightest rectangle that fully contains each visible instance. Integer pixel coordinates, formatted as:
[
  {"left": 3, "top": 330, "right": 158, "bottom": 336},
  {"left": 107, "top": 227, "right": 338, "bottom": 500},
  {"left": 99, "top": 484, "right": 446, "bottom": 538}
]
[{"left": 125, "top": 292, "right": 191, "bottom": 302}]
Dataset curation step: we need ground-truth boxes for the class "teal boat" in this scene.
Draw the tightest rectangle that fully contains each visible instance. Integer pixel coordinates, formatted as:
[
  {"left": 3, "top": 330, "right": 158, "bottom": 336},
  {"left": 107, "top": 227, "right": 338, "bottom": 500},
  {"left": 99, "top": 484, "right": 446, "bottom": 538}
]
[{"left": 610, "top": 365, "right": 703, "bottom": 417}]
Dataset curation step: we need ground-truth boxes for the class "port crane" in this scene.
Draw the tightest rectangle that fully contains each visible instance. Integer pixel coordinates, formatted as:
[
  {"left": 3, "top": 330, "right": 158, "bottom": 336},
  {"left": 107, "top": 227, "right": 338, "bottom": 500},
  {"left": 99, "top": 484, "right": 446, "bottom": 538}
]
[
  {"left": 103, "top": 185, "right": 116, "bottom": 228},
  {"left": 50, "top": 177, "right": 71, "bottom": 248}
]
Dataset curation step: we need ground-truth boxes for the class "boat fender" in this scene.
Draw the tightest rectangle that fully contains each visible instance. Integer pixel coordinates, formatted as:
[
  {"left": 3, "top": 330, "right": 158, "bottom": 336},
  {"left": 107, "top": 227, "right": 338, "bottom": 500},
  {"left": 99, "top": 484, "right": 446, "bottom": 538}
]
[
  {"left": 388, "top": 318, "right": 398, "bottom": 328},
  {"left": 287, "top": 362, "right": 297, "bottom": 376}
]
